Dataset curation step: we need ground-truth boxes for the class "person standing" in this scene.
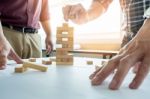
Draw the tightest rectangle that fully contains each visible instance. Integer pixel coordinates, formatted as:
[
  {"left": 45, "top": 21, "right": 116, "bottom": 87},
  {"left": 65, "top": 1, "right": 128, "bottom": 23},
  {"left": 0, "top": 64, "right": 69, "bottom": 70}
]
[{"left": 0, "top": 0, "right": 53, "bottom": 59}]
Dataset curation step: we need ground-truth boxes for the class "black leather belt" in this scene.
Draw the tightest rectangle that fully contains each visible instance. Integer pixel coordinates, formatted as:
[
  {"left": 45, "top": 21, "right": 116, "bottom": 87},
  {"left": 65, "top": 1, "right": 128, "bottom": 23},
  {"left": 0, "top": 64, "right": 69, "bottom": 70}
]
[{"left": 2, "top": 23, "right": 38, "bottom": 33}]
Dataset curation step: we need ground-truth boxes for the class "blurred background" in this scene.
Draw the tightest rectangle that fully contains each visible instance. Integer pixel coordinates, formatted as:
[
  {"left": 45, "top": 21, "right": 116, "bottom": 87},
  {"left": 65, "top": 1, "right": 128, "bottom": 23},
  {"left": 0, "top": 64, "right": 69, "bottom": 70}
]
[{"left": 39, "top": 0, "right": 122, "bottom": 51}]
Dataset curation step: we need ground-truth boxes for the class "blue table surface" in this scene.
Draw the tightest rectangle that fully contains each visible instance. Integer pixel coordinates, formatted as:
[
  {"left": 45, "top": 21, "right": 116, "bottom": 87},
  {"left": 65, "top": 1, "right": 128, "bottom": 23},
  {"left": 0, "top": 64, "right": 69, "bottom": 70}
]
[{"left": 0, "top": 57, "right": 150, "bottom": 99}]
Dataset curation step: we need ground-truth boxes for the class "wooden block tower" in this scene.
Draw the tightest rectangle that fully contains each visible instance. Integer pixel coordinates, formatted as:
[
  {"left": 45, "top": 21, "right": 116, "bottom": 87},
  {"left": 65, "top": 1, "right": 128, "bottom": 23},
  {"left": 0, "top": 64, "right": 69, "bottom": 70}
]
[{"left": 56, "top": 23, "right": 74, "bottom": 65}]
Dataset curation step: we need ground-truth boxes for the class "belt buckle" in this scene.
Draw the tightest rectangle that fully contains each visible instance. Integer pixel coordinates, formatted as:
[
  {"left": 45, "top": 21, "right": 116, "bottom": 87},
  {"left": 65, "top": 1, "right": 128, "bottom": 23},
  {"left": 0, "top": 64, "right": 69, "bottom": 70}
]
[
  {"left": 9, "top": 25, "right": 13, "bottom": 30},
  {"left": 22, "top": 27, "right": 25, "bottom": 33}
]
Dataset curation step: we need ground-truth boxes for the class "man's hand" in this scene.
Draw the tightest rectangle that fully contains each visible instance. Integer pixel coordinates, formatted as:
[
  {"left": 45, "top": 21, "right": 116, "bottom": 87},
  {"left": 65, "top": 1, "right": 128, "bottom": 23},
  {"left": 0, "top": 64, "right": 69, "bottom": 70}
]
[
  {"left": 62, "top": 4, "right": 89, "bottom": 24},
  {"left": 90, "top": 19, "right": 150, "bottom": 90},
  {"left": 40, "top": 20, "right": 53, "bottom": 55},
  {"left": 0, "top": 39, "right": 23, "bottom": 70},
  {"left": 45, "top": 36, "right": 53, "bottom": 55}
]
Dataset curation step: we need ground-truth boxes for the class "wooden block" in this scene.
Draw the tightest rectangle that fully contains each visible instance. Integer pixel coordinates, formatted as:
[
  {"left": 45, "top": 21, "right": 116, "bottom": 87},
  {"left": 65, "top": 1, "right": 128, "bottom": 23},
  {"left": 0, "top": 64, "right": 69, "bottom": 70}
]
[
  {"left": 57, "top": 23, "right": 73, "bottom": 33},
  {"left": 63, "top": 23, "right": 69, "bottom": 27},
  {"left": 56, "top": 34, "right": 73, "bottom": 38},
  {"left": 87, "top": 61, "right": 93, "bottom": 65},
  {"left": 56, "top": 41, "right": 73, "bottom": 45},
  {"left": 23, "top": 62, "right": 48, "bottom": 72},
  {"left": 56, "top": 54, "right": 73, "bottom": 58},
  {"left": 42, "top": 60, "right": 52, "bottom": 65},
  {"left": 29, "top": 58, "right": 36, "bottom": 62},
  {"left": 15, "top": 66, "right": 27, "bottom": 73},
  {"left": 56, "top": 57, "right": 73, "bottom": 62},
  {"left": 62, "top": 44, "right": 73, "bottom": 48},
  {"left": 56, "top": 51, "right": 68, "bottom": 56},
  {"left": 56, "top": 61, "right": 73, "bottom": 65},
  {"left": 56, "top": 48, "right": 73, "bottom": 51}
]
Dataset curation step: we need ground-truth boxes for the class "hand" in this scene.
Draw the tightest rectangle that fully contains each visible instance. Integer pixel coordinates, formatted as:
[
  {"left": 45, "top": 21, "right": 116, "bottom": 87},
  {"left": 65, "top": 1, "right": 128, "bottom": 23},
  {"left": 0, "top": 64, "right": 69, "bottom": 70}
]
[
  {"left": 45, "top": 36, "right": 53, "bottom": 55},
  {"left": 62, "top": 4, "right": 88, "bottom": 24},
  {"left": 0, "top": 39, "right": 23, "bottom": 70},
  {"left": 90, "top": 19, "right": 150, "bottom": 90}
]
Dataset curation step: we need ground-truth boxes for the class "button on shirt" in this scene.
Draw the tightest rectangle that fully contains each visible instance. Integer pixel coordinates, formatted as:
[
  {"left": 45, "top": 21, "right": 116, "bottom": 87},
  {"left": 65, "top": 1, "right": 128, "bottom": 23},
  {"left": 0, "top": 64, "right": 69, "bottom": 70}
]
[{"left": 0, "top": 0, "right": 50, "bottom": 29}]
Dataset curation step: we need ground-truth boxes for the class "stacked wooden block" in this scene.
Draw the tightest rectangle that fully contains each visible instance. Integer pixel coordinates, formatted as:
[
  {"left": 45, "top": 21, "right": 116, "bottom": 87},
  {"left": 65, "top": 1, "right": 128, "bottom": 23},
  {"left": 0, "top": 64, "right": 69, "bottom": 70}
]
[{"left": 56, "top": 23, "right": 74, "bottom": 65}]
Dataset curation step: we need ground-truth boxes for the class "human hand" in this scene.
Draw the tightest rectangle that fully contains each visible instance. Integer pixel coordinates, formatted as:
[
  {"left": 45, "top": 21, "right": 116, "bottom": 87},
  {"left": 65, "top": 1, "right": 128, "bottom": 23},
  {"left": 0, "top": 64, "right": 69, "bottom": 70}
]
[
  {"left": 0, "top": 39, "right": 23, "bottom": 70},
  {"left": 45, "top": 36, "right": 53, "bottom": 55},
  {"left": 90, "top": 19, "right": 150, "bottom": 90},
  {"left": 62, "top": 4, "right": 89, "bottom": 24}
]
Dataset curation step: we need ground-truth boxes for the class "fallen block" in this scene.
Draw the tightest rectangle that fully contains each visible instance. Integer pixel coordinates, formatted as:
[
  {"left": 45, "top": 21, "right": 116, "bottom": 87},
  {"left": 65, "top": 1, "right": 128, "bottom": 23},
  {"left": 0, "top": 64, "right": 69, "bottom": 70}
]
[
  {"left": 23, "top": 62, "right": 48, "bottom": 72},
  {"left": 42, "top": 60, "right": 52, "bottom": 65},
  {"left": 29, "top": 58, "right": 36, "bottom": 62},
  {"left": 87, "top": 61, "right": 93, "bottom": 65},
  {"left": 15, "top": 66, "right": 27, "bottom": 73}
]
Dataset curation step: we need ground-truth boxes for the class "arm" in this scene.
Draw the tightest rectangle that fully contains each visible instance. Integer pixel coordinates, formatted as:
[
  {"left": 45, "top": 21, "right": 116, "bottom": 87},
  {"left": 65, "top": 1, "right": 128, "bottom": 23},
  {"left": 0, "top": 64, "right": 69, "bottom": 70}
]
[
  {"left": 62, "top": 0, "right": 113, "bottom": 24},
  {"left": 40, "top": 0, "right": 53, "bottom": 54},
  {"left": 87, "top": 0, "right": 113, "bottom": 22},
  {"left": 90, "top": 18, "right": 150, "bottom": 90},
  {"left": 41, "top": 20, "right": 53, "bottom": 54},
  {"left": 0, "top": 21, "right": 22, "bottom": 69}
]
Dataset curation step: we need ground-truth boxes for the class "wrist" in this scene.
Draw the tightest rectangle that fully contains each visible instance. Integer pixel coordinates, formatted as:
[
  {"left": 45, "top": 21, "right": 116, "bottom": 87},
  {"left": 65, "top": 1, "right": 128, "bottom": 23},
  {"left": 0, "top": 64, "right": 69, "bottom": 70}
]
[
  {"left": 45, "top": 33, "right": 51, "bottom": 38},
  {"left": 87, "top": 0, "right": 105, "bottom": 22},
  {"left": 136, "top": 19, "right": 150, "bottom": 39},
  {"left": 45, "top": 34, "right": 52, "bottom": 40}
]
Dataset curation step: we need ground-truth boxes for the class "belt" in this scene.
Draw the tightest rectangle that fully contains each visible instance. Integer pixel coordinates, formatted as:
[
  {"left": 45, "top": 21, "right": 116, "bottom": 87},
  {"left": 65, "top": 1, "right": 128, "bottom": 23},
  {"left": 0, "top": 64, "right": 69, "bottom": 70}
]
[{"left": 2, "top": 23, "right": 38, "bottom": 33}]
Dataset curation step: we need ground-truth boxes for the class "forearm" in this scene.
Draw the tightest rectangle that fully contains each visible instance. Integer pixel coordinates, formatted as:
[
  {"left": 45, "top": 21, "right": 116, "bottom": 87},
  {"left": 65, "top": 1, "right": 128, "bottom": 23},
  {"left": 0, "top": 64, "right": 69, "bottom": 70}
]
[
  {"left": 0, "top": 22, "right": 5, "bottom": 40},
  {"left": 40, "top": 20, "right": 52, "bottom": 38},
  {"left": 87, "top": 0, "right": 112, "bottom": 21},
  {"left": 136, "top": 19, "right": 150, "bottom": 39}
]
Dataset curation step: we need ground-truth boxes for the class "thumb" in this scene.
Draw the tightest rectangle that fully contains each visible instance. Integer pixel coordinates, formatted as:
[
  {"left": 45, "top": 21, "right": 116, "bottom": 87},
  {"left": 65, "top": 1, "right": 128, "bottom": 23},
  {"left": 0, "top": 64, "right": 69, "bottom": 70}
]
[{"left": 8, "top": 49, "right": 23, "bottom": 64}]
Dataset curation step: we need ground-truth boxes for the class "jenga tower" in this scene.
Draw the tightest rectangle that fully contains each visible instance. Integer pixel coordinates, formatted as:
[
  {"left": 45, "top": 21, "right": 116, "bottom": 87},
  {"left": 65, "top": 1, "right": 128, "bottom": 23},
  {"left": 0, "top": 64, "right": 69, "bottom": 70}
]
[{"left": 56, "top": 23, "right": 74, "bottom": 65}]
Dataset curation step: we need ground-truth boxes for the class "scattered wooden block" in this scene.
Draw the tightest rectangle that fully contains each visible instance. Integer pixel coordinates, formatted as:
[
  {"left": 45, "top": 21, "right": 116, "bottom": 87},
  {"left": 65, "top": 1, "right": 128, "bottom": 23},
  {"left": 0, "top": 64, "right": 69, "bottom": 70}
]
[
  {"left": 29, "top": 58, "right": 36, "bottom": 62},
  {"left": 15, "top": 66, "right": 27, "bottom": 73},
  {"left": 42, "top": 60, "right": 52, "bottom": 65},
  {"left": 87, "top": 61, "right": 93, "bottom": 65},
  {"left": 23, "top": 62, "right": 48, "bottom": 72}
]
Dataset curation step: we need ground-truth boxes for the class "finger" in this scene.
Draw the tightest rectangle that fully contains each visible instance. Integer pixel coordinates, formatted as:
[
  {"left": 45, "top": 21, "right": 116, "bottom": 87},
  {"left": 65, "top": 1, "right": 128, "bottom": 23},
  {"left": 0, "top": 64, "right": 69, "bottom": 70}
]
[
  {"left": 69, "top": 4, "right": 83, "bottom": 20},
  {"left": 46, "top": 42, "right": 53, "bottom": 54},
  {"left": 0, "top": 55, "right": 7, "bottom": 70},
  {"left": 8, "top": 49, "right": 23, "bottom": 64},
  {"left": 89, "top": 66, "right": 104, "bottom": 80},
  {"left": 73, "top": 9, "right": 86, "bottom": 24},
  {"left": 129, "top": 54, "right": 150, "bottom": 89},
  {"left": 118, "top": 40, "right": 137, "bottom": 55},
  {"left": 62, "top": 5, "right": 72, "bottom": 21},
  {"left": 46, "top": 45, "right": 51, "bottom": 54},
  {"left": 91, "top": 55, "right": 122, "bottom": 85},
  {"left": 109, "top": 49, "right": 143, "bottom": 90},
  {"left": 132, "top": 62, "right": 141, "bottom": 73}
]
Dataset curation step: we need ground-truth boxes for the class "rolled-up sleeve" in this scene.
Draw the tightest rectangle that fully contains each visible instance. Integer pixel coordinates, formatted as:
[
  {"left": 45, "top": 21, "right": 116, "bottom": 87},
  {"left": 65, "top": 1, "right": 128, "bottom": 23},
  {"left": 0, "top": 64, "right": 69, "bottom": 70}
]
[{"left": 40, "top": 0, "right": 50, "bottom": 21}]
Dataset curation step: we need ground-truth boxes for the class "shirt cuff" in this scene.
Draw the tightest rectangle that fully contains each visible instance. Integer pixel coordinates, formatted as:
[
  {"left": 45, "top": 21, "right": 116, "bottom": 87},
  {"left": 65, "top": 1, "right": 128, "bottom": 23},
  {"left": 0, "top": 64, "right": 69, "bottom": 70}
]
[{"left": 143, "top": 7, "right": 150, "bottom": 19}]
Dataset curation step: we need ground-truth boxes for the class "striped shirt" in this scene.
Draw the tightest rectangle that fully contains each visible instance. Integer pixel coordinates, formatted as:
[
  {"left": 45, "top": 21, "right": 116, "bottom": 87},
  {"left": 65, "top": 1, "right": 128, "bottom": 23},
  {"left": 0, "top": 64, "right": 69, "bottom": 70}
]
[{"left": 95, "top": 0, "right": 150, "bottom": 38}]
